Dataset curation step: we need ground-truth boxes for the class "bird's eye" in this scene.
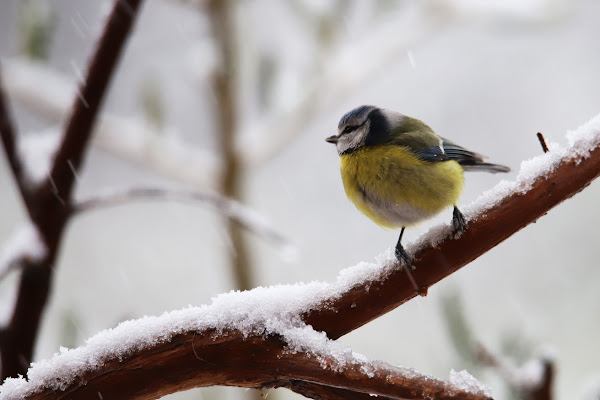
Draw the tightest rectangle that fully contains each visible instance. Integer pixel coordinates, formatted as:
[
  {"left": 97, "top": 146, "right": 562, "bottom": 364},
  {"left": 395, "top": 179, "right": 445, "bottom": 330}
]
[{"left": 341, "top": 125, "right": 358, "bottom": 135}]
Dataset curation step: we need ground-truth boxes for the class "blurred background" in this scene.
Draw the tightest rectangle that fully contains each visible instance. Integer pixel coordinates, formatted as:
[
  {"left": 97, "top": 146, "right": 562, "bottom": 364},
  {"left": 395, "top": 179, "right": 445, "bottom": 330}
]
[{"left": 1, "top": 0, "right": 599, "bottom": 399}]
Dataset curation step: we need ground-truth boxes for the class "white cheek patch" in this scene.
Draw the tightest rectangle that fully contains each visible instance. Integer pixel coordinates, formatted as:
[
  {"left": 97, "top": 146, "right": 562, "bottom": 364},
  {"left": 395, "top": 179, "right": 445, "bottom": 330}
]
[{"left": 337, "top": 120, "right": 370, "bottom": 155}]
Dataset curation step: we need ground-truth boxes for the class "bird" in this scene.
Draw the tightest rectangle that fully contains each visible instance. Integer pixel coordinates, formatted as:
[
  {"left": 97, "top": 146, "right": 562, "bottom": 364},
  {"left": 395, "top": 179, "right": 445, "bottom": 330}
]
[{"left": 326, "top": 105, "right": 509, "bottom": 290}]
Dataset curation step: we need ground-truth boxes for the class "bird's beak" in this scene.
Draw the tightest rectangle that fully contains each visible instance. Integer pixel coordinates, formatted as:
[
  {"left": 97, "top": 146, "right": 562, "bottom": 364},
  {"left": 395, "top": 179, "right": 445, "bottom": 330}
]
[{"left": 326, "top": 135, "right": 338, "bottom": 144}]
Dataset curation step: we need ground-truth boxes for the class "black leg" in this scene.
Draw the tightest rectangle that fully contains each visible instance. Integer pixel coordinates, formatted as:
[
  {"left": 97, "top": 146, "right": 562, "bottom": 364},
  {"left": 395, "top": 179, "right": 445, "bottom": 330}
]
[
  {"left": 452, "top": 206, "right": 467, "bottom": 236},
  {"left": 394, "top": 227, "right": 411, "bottom": 265},
  {"left": 395, "top": 227, "right": 425, "bottom": 296}
]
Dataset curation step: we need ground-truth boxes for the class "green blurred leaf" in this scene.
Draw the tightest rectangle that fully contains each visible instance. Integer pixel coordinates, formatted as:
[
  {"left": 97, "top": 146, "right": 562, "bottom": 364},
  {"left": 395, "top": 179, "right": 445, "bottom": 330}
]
[{"left": 18, "top": 0, "right": 55, "bottom": 61}]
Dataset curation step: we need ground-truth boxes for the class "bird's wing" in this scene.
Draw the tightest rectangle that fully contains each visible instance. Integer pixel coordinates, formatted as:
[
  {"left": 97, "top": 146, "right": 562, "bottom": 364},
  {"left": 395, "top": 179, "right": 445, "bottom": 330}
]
[
  {"left": 441, "top": 138, "right": 510, "bottom": 173},
  {"left": 441, "top": 138, "right": 485, "bottom": 163}
]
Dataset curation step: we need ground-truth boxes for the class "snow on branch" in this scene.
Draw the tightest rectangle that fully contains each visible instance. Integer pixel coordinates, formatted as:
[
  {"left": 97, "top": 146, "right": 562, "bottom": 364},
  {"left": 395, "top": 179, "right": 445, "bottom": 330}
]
[
  {"left": 302, "top": 113, "right": 600, "bottom": 339},
  {"left": 0, "top": 114, "right": 598, "bottom": 399},
  {"left": 0, "top": 284, "right": 491, "bottom": 400}
]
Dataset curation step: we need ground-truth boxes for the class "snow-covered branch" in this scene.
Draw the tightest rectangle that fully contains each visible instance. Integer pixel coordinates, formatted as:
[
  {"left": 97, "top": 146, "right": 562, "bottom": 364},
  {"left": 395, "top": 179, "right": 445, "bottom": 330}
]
[
  {"left": 1, "top": 113, "right": 598, "bottom": 399},
  {"left": 302, "top": 113, "right": 600, "bottom": 339},
  {"left": 0, "top": 287, "right": 491, "bottom": 400}
]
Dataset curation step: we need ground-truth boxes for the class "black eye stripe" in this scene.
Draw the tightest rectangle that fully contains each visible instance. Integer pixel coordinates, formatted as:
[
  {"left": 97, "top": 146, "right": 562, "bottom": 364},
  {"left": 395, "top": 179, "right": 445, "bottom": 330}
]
[{"left": 341, "top": 122, "right": 363, "bottom": 135}]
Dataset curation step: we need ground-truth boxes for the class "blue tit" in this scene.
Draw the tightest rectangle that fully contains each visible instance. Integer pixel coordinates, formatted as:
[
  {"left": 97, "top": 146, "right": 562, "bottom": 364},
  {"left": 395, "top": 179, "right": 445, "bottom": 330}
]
[{"left": 326, "top": 105, "right": 510, "bottom": 268}]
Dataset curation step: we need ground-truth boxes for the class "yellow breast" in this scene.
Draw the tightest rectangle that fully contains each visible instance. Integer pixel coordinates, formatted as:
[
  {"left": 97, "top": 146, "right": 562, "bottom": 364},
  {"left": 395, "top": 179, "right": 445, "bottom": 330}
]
[{"left": 339, "top": 145, "right": 464, "bottom": 228}]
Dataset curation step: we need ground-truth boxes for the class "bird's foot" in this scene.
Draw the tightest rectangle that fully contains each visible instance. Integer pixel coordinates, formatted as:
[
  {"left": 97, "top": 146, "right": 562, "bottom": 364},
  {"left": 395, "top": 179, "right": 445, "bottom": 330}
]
[
  {"left": 452, "top": 206, "right": 467, "bottom": 238},
  {"left": 395, "top": 243, "right": 427, "bottom": 297},
  {"left": 394, "top": 244, "right": 412, "bottom": 265}
]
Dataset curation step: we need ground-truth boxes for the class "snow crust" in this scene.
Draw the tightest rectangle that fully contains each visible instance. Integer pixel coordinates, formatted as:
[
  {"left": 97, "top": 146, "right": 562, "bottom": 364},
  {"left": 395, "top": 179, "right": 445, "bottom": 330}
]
[
  {"left": 0, "top": 253, "right": 397, "bottom": 399},
  {"left": 449, "top": 369, "right": 492, "bottom": 397}
]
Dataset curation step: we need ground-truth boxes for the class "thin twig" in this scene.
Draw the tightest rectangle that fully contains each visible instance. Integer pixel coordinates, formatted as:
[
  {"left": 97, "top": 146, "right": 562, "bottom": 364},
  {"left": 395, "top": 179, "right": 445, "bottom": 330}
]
[
  {"left": 537, "top": 132, "right": 549, "bottom": 153},
  {"left": 207, "top": 0, "right": 255, "bottom": 291},
  {"left": 72, "top": 187, "right": 292, "bottom": 249},
  {"left": 476, "top": 343, "right": 554, "bottom": 400},
  {"left": 2, "top": 58, "right": 220, "bottom": 189}
]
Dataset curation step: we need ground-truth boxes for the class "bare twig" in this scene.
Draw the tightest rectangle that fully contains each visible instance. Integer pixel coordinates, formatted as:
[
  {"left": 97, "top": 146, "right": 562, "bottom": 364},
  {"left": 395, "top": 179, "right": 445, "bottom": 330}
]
[
  {"left": 537, "top": 132, "right": 549, "bottom": 153},
  {"left": 2, "top": 58, "right": 220, "bottom": 188},
  {"left": 207, "top": 0, "right": 254, "bottom": 291},
  {"left": 72, "top": 187, "right": 292, "bottom": 250},
  {"left": 476, "top": 344, "right": 554, "bottom": 400},
  {"left": 0, "top": 0, "right": 145, "bottom": 381}
]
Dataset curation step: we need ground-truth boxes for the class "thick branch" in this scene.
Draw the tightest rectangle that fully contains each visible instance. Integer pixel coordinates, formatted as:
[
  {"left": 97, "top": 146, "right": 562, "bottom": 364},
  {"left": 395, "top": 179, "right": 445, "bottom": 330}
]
[
  {"left": 10, "top": 329, "right": 490, "bottom": 400},
  {"left": 0, "top": 70, "right": 27, "bottom": 196},
  {"left": 4, "top": 129, "right": 597, "bottom": 400},
  {"left": 0, "top": 0, "right": 144, "bottom": 381},
  {"left": 35, "top": 0, "right": 144, "bottom": 234}
]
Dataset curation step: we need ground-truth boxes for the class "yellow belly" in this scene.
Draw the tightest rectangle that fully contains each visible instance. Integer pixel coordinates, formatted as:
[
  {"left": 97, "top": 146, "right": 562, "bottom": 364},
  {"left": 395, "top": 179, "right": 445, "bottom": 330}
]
[{"left": 339, "top": 145, "right": 464, "bottom": 228}]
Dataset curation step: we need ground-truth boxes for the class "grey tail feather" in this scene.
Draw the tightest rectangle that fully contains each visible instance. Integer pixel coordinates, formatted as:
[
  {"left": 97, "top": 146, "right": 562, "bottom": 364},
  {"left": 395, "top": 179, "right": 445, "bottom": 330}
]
[{"left": 460, "top": 162, "right": 511, "bottom": 173}]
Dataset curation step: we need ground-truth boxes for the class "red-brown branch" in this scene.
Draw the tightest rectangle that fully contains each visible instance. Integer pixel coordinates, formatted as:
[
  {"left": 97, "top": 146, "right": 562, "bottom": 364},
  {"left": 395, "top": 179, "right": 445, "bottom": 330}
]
[
  {"left": 20, "top": 329, "right": 490, "bottom": 400},
  {"left": 303, "top": 143, "right": 600, "bottom": 339},
  {"left": 6, "top": 134, "right": 598, "bottom": 400},
  {"left": 0, "top": 0, "right": 144, "bottom": 381}
]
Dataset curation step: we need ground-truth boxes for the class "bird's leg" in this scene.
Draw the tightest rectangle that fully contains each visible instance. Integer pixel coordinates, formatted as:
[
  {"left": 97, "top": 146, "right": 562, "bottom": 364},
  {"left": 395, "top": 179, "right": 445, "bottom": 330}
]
[
  {"left": 394, "top": 227, "right": 411, "bottom": 265},
  {"left": 395, "top": 228, "right": 426, "bottom": 296},
  {"left": 452, "top": 206, "right": 467, "bottom": 237}
]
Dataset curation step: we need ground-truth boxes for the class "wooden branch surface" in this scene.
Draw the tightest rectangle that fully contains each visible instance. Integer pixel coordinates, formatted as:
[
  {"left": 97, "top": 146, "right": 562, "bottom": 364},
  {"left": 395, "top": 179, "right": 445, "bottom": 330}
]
[{"left": 23, "top": 329, "right": 490, "bottom": 400}]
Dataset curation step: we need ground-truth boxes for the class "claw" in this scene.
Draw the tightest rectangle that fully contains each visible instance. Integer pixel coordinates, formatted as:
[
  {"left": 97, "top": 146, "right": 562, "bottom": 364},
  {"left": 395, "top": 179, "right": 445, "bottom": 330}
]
[{"left": 452, "top": 206, "right": 467, "bottom": 237}]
